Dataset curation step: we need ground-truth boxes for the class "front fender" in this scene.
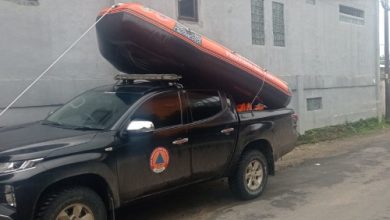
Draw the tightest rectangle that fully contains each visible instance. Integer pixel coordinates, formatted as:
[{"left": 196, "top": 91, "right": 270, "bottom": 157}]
[{"left": 5, "top": 152, "right": 119, "bottom": 220}]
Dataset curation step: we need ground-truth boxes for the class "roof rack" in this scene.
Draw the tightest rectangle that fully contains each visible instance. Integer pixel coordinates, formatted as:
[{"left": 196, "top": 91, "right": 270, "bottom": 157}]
[
  {"left": 114, "top": 73, "right": 184, "bottom": 89},
  {"left": 114, "top": 74, "right": 182, "bottom": 81}
]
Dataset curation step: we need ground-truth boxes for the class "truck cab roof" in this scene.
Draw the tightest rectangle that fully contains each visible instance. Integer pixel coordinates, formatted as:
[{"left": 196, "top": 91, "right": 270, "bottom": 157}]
[
  {"left": 92, "top": 73, "right": 183, "bottom": 95},
  {"left": 92, "top": 81, "right": 179, "bottom": 94}
]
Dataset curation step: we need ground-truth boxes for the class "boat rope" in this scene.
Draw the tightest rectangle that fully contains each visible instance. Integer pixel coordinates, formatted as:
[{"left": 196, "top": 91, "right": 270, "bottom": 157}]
[
  {"left": 250, "top": 70, "right": 267, "bottom": 107},
  {"left": 0, "top": 3, "right": 120, "bottom": 121}
]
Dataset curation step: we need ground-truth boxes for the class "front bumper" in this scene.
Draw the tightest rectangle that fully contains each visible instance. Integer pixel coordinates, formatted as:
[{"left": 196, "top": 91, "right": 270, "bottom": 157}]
[
  {"left": 0, "top": 182, "right": 39, "bottom": 220},
  {"left": 0, "top": 204, "right": 15, "bottom": 220}
]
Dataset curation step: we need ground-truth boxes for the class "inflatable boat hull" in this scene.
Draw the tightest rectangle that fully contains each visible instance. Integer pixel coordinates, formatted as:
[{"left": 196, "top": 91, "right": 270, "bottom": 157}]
[{"left": 96, "top": 3, "right": 291, "bottom": 108}]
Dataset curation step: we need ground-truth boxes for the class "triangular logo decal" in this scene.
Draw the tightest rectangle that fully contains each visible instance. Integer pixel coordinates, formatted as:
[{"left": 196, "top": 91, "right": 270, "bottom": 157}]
[
  {"left": 156, "top": 153, "right": 165, "bottom": 164},
  {"left": 150, "top": 147, "right": 170, "bottom": 174}
]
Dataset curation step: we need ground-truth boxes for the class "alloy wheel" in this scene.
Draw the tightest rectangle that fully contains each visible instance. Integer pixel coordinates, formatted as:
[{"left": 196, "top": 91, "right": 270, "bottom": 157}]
[
  {"left": 245, "top": 160, "right": 264, "bottom": 191},
  {"left": 56, "top": 203, "right": 94, "bottom": 220}
]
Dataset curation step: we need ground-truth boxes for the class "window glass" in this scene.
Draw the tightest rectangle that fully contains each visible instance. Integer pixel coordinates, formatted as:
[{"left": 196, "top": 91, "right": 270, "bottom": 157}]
[
  {"left": 339, "top": 5, "right": 365, "bottom": 25},
  {"left": 307, "top": 97, "right": 322, "bottom": 111},
  {"left": 339, "top": 5, "right": 364, "bottom": 18},
  {"left": 188, "top": 91, "right": 222, "bottom": 122},
  {"left": 306, "top": 0, "right": 315, "bottom": 5},
  {"left": 133, "top": 92, "right": 182, "bottom": 129},
  {"left": 272, "top": 2, "right": 285, "bottom": 47},
  {"left": 178, "top": 0, "right": 198, "bottom": 21},
  {"left": 45, "top": 91, "right": 141, "bottom": 130},
  {"left": 251, "top": 0, "right": 265, "bottom": 45}
]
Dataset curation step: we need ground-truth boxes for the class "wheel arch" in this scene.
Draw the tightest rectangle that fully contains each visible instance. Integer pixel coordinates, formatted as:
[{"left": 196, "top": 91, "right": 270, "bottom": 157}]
[
  {"left": 34, "top": 173, "right": 117, "bottom": 218},
  {"left": 241, "top": 139, "right": 275, "bottom": 175}
]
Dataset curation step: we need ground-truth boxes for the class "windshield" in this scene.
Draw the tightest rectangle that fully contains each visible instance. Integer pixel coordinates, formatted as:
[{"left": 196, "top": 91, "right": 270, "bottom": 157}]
[{"left": 44, "top": 90, "right": 142, "bottom": 130}]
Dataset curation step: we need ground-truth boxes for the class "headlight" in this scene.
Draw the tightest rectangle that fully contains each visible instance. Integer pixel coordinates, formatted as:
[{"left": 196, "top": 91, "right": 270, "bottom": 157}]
[{"left": 0, "top": 158, "right": 43, "bottom": 174}]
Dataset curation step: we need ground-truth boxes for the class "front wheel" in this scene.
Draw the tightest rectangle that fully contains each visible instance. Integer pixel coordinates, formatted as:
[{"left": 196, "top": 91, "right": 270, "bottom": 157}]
[
  {"left": 35, "top": 187, "right": 107, "bottom": 220},
  {"left": 229, "top": 150, "right": 268, "bottom": 200}
]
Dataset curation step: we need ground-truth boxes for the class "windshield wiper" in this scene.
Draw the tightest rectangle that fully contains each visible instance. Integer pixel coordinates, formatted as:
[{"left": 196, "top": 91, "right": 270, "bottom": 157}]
[
  {"left": 41, "top": 120, "right": 63, "bottom": 127},
  {"left": 71, "top": 126, "right": 105, "bottom": 131},
  {"left": 42, "top": 121, "right": 103, "bottom": 131}
]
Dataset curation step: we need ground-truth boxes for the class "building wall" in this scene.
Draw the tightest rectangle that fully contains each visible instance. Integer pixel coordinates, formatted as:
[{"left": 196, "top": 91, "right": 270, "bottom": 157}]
[
  {"left": 125, "top": 0, "right": 380, "bottom": 133},
  {"left": 0, "top": 0, "right": 380, "bottom": 133},
  {"left": 0, "top": 0, "right": 116, "bottom": 126}
]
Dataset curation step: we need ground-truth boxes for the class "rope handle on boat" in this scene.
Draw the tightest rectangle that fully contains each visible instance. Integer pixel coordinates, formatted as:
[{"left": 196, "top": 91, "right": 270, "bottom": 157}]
[
  {"left": 230, "top": 50, "right": 268, "bottom": 111},
  {"left": 250, "top": 69, "right": 267, "bottom": 107},
  {"left": 0, "top": 3, "right": 121, "bottom": 121}
]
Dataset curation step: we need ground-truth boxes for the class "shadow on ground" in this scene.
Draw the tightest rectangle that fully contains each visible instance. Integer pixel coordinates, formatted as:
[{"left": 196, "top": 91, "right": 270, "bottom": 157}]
[{"left": 117, "top": 179, "right": 240, "bottom": 220}]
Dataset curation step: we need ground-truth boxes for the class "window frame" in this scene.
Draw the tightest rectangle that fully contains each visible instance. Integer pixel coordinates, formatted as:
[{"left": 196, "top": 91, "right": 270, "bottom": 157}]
[
  {"left": 13, "top": 0, "right": 40, "bottom": 6},
  {"left": 272, "top": 1, "right": 286, "bottom": 47},
  {"left": 306, "top": 97, "right": 323, "bottom": 111},
  {"left": 130, "top": 90, "right": 184, "bottom": 131},
  {"left": 178, "top": 0, "right": 199, "bottom": 22},
  {"left": 251, "top": 0, "right": 265, "bottom": 45},
  {"left": 305, "top": 0, "right": 315, "bottom": 5},
  {"left": 339, "top": 4, "right": 365, "bottom": 26},
  {"left": 339, "top": 5, "right": 364, "bottom": 19},
  {"left": 185, "top": 90, "right": 226, "bottom": 124}
]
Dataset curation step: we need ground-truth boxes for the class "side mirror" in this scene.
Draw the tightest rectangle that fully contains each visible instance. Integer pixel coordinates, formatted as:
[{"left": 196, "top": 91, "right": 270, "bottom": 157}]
[{"left": 127, "top": 120, "right": 155, "bottom": 133}]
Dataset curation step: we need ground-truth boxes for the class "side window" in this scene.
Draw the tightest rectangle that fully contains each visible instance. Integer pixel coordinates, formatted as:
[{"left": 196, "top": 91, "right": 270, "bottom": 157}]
[
  {"left": 178, "top": 0, "right": 198, "bottom": 21},
  {"left": 133, "top": 92, "right": 182, "bottom": 129},
  {"left": 188, "top": 91, "right": 222, "bottom": 122}
]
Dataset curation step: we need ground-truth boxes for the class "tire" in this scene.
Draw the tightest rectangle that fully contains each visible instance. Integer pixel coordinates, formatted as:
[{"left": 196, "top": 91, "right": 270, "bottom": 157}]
[
  {"left": 35, "top": 186, "right": 107, "bottom": 220},
  {"left": 229, "top": 150, "right": 268, "bottom": 200}
]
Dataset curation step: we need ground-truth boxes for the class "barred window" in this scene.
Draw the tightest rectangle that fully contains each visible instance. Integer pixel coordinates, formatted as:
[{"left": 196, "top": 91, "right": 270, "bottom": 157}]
[
  {"left": 251, "top": 0, "right": 265, "bottom": 45},
  {"left": 339, "top": 5, "right": 365, "bottom": 25},
  {"left": 178, "top": 0, "right": 198, "bottom": 22},
  {"left": 339, "top": 5, "right": 364, "bottom": 18},
  {"left": 307, "top": 97, "right": 322, "bottom": 111},
  {"left": 272, "top": 2, "right": 285, "bottom": 47},
  {"left": 7, "top": 0, "right": 39, "bottom": 6},
  {"left": 306, "top": 0, "right": 315, "bottom": 5}
]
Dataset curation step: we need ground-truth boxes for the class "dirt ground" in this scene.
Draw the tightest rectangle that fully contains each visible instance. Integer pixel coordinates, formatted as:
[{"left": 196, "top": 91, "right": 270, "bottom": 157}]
[{"left": 276, "top": 128, "right": 390, "bottom": 171}]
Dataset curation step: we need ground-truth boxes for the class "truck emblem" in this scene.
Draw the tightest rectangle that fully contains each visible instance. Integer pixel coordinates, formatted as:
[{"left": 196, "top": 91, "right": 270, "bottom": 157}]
[{"left": 150, "top": 147, "right": 170, "bottom": 173}]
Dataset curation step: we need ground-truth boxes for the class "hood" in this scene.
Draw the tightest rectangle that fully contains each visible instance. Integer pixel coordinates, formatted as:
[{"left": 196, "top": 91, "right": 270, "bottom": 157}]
[{"left": 0, "top": 122, "right": 98, "bottom": 161}]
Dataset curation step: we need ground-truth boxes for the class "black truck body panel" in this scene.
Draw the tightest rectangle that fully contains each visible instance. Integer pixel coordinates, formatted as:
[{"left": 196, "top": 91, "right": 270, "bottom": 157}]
[{"left": 0, "top": 83, "right": 297, "bottom": 220}]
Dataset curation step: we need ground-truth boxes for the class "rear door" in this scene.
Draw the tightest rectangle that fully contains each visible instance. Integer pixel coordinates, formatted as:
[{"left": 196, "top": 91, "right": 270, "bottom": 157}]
[{"left": 185, "top": 90, "right": 239, "bottom": 179}]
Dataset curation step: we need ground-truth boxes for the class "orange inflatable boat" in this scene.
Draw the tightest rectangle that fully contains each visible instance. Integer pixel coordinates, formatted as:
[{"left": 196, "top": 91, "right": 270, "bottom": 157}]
[{"left": 96, "top": 3, "right": 291, "bottom": 109}]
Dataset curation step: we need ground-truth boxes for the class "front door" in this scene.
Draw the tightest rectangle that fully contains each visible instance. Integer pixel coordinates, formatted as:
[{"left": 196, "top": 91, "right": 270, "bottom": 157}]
[{"left": 116, "top": 91, "right": 191, "bottom": 201}]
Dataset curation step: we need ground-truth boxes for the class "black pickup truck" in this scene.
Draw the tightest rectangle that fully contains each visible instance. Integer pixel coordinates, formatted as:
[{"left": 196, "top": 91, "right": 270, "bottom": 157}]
[{"left": 0, "top": 78, "right": 298, "bottom": 220}]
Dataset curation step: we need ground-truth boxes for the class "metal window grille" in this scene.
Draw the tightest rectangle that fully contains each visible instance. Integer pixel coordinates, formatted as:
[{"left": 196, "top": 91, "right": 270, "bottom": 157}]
[
  {"left": 339, "top": 15, "right": 365, "bottom": 25},
  {"left": 307, "top": 97, "right": 322, "bottom": 111},
  {"left": 251, "top": 0, "right": 265, "bottom": 45},
  {"left": 339, "top": 5, "right": 364, "bottom": 18},
  {"left": 178, "top": 0, "right": 198, "bottom": 22},
  {"left": 272, "top": 2, "right": 285, "bottom": 47},
  {"left": 7, "top": 0, "right": 39, "bottom": 6},
  {"left": 339, "top": 5, "right": 365, "bottom": 25},
  {"left": 306, "top": 0, "right": 316, "bottom": 5}
]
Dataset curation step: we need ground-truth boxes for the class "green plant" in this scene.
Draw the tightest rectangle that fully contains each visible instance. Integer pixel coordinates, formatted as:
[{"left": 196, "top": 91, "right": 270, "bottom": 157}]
[{"left": 297, "top": 118, "right": 390, "bottom": 145}]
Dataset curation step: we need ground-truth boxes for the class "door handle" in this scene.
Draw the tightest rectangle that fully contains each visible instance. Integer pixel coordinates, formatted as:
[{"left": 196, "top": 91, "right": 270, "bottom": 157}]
[
  {"left": 172, "top": 138, "right": 189, "bottom": 145},
  {"left": 221, "top": 128, "right": 235, "bottom": 134}
]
